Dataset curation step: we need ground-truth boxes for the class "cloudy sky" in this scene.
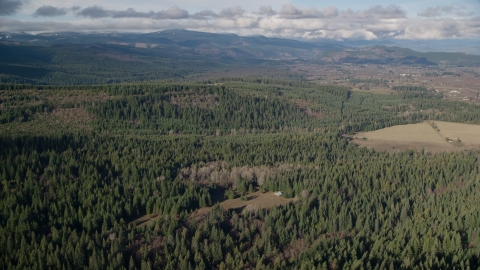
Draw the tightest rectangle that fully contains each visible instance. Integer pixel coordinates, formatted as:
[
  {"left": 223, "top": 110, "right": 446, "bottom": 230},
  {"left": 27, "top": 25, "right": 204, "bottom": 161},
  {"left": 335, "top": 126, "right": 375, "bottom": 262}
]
[{"left": 0, "top": 0, "right": 479, "bottom": 40}]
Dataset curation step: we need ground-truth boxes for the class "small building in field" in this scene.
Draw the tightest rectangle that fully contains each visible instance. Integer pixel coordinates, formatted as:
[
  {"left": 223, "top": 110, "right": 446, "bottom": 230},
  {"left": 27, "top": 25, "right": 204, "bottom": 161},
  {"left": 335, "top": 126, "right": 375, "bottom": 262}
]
[{"left": 274, "top": 191, "right": 283, "bottom": 196}]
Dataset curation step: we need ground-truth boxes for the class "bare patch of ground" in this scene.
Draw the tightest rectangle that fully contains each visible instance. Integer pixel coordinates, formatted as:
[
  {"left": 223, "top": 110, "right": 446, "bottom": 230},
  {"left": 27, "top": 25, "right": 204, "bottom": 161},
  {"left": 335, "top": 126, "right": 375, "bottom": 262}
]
[
  {"left": 129, "top": 214, "right": 159, "bottom": 227},
  {"left": 351, "top": 121, "right": 480, "bottom": 153},
  {"left": 293, "top": 99, "right": 325, "bottom": 118},
  {"left": 224, "top": 191, "right": 294, "bottom": 211},
  {"left": 178, "top": 162, "right": 300, "bottom": 188},
  {"left": 351, "top": 87, "right": 397, "bottom": 95},
  {"left": 0, "top": 89, "right": 114, "bottom": 109},
  {"left": 0, "top": 108, "right": 93, "bottom": 135},
  {"left": 193, "top": 191, "right": 295, "bottom": 219},
  {"left": 50, "top": 108, "right": 93, "bottom": 129},
  {"left": 130, "top": 191, "right": 295, "bottom": 228}
]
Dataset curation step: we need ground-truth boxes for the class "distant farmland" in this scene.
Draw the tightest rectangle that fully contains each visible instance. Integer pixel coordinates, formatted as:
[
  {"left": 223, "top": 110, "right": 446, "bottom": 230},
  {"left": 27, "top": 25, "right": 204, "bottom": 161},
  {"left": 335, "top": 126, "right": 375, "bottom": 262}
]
[{"left": 352, "top": 121, "right": 480, "bottom": 153}]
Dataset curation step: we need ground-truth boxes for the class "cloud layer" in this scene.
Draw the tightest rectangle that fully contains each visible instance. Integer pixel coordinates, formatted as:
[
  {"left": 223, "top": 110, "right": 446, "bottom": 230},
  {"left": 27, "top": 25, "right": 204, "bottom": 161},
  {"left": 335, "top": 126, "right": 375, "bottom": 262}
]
[{"left": 1, "top": 3, "right": 479, "bottom": 40}]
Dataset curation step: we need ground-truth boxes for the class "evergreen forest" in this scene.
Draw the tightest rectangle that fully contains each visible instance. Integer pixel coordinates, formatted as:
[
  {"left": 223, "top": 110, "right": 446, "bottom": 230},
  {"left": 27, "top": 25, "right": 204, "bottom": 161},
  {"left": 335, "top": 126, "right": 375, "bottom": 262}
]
[{"left": 1, "top": 77, "right": 480, "bottom": 270}]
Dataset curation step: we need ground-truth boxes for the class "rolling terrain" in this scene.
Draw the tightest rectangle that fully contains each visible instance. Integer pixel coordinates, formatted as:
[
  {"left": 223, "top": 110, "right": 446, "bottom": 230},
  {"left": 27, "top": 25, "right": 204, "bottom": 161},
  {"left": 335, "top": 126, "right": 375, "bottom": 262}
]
[{"left": 1, "top": 30, "right": 480, "bottom": 269}]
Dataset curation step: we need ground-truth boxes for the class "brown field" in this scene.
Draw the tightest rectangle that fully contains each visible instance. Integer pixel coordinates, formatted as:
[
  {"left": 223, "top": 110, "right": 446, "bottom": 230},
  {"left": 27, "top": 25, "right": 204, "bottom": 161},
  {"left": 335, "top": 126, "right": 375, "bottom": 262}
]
[{"left": 352, "top": 121, "right": 480, "bottom": 153}]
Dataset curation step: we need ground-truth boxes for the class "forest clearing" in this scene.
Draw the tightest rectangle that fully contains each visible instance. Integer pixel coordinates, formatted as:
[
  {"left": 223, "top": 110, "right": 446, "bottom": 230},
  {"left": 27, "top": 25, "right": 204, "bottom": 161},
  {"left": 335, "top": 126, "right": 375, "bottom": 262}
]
[
  {"left": 211, "top": 191, "right": 295, "bottom": 212},
  {"left": 131, "top": 191, "right": 295, "bottom": 227},
  {"left": 353, "top": 120, "right": 480, "bottom": 153}
]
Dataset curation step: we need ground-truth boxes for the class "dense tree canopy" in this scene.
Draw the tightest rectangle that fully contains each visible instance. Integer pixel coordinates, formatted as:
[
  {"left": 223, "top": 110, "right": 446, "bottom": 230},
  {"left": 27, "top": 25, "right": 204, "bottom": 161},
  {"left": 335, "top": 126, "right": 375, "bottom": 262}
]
[{"left": 1, "top": 79, "right": 480, "bottom": 269}]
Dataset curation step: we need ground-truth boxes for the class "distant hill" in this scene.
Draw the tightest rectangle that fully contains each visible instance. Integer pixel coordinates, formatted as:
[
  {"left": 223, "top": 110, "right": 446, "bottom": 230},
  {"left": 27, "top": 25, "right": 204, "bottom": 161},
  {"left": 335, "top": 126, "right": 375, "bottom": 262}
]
[
  {"left": 316, "top": 45, "right": 480, "bottom": 66},
  {"left": 326, "top": 38, "right": 480, "bottom": 55},
  {"left": 0, "top": 30, "right": 345, "bottom": 61}
]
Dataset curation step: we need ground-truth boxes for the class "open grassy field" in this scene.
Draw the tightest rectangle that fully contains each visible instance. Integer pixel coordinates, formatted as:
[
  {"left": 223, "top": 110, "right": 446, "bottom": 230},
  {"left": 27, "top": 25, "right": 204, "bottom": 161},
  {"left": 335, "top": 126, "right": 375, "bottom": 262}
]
[{"left": 352, "top": 120, "right": 480, "bottom": 153}]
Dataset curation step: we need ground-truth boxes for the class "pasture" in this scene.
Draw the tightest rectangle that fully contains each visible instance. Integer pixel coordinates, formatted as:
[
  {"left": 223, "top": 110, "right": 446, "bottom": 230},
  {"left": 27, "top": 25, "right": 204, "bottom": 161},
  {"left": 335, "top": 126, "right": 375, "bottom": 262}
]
[{"left": 352, "top": 121, "right": 480, "bottom": 153}]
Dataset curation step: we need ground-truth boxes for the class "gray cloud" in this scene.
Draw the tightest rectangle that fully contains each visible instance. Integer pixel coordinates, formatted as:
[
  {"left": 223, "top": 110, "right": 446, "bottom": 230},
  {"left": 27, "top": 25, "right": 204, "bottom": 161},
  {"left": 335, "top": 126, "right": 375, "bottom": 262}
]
[
  {"left": 191, "top": 10, "right": 218, "bottom": 20},
  {"left": 259, "top": 6, "right": 276, "bottom": 16},
  {"left": 76, "top": 5, "right": 188, "bottom": 20},
  {"left": 341, "top": 5, "right": 403, "bottom": 21},
  {"left": 33, "top": 6, "right": 68, "bottom": 17},
  {"left": 0, "top": 18, "right": 77, "bottom": 31},
  {"left": 218, "top": 6, "right": 245, "bottom": 18},
  {"left": 0, "top": 0, "right": 23, "bottom": 16},
  {"left": 280, "top": 4, "right": 323, "bottom": 18},
  {"left": 77, "top": 6, "right": 111, "bottom": 18},
  {"left": 360, "top": 5, "right": 406, "bottom": 19},
  {"left": 418, "top": 4, "right": 473, "bottom": 18},
  {"left": 153, "top": 6, "right": 188, "bottom": 19},
  {"left": 112, "top": 8, "right": 155, "bottom": 18},
  {"left": 278, "top": 4, "right": 339, "bottom": 19},
  {"left": 419, "top": 6, "right": 451, "bottom": 17},
  {"left": 322, "top": 6, "right": 338, "bottom": 18}
]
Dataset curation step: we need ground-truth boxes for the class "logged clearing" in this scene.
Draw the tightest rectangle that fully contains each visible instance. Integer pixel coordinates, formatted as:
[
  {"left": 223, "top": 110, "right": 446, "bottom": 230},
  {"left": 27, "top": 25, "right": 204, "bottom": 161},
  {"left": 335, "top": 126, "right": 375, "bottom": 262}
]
[
  {"left": 218, "top": 191, "right": 295, "bottom": 212},
  {"left": 351, "top": 87, "right": 397, "bottom": 95},
  {"left": 352, "top": 121, "right": 480, "bottom": 153},
  {"left": 130, "top": 191, "right": 295, "bottom": 227},
  {"left": 190, "top": 191, "right": 295, "bottom": 224},
  {"left": 191, "top": 191, "right": 295, "bottom": 220},
  {"left": 0, "top": 108, "right": 93, "bottom": 135}
]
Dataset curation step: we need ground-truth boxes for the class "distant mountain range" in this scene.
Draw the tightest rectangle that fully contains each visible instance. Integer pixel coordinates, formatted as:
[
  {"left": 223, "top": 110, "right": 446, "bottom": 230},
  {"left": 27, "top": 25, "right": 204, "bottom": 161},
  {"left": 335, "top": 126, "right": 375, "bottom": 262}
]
[{"left": 0, "top": 30, "right": 479, "bottom": 84}]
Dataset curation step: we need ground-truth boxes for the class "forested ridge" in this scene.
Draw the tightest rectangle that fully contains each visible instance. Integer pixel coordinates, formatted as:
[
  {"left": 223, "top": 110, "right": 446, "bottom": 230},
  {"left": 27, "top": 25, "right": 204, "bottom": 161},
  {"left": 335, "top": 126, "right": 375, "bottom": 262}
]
[{"left": 1, "top": 79, "right": 480, "bottom": 269}]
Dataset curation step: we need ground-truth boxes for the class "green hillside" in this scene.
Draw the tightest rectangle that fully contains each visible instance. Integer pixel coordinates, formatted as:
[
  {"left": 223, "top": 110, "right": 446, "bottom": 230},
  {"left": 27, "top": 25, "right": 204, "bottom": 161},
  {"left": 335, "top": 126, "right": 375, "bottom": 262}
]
[{"left": 1, "top": 30, "right": 480, "bottom": 269}]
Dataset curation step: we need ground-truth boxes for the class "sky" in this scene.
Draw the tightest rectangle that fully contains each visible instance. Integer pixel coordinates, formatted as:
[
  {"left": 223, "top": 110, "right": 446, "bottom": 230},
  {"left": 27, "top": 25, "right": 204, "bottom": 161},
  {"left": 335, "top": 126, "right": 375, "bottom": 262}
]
[{"left": 0, "top": 0, "right": 479, "bottom": 40}]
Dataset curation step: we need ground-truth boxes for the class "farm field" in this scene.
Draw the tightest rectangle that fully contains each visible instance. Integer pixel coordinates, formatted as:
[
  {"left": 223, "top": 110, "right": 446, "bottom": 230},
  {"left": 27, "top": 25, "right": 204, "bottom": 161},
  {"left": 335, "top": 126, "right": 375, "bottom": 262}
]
[{"left": 352, "top": 121, "right": 480, "bottom": 153}]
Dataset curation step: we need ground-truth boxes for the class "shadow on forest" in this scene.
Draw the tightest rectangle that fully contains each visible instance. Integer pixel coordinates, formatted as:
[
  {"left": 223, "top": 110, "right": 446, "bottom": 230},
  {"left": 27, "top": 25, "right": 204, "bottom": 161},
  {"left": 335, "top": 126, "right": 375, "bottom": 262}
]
[
  {"left": 230, "top": 205, "right": 247, "bottom": 213},
  {"left": 210, "top": 188, "right": 228, "bottom": 204}
]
